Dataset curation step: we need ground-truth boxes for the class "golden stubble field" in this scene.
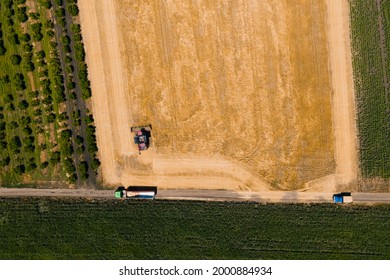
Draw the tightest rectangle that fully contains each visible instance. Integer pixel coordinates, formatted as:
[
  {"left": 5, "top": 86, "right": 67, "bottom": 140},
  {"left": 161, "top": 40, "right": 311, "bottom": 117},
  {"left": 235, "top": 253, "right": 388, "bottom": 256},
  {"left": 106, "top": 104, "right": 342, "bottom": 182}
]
[{"left": 79, "top": 0, "right": 357, "bottom": 191}]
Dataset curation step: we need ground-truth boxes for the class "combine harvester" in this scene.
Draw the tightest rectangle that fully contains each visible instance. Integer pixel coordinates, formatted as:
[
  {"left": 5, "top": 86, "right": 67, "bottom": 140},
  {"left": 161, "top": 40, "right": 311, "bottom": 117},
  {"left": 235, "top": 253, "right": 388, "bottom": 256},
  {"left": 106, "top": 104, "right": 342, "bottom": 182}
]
[
  {"left": 130, "top": 124, "right": 152, "bottom": 154},
  {"left": 115, "top": 186, "right": 157, "bottom": 199}
]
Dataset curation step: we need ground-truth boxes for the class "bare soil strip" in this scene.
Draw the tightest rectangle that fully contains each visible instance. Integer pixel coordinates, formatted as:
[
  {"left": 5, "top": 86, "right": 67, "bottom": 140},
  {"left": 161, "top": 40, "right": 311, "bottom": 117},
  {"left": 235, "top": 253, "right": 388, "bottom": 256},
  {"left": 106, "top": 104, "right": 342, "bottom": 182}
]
[
  {"left": 323, "top": 0, "right": 358, "bottom": 188},
  {"left": 79, "top": 0, "right": 133, "bottom": 185},
  {"left": 2, "top": 188, "right": 390, "bottom": 204}
]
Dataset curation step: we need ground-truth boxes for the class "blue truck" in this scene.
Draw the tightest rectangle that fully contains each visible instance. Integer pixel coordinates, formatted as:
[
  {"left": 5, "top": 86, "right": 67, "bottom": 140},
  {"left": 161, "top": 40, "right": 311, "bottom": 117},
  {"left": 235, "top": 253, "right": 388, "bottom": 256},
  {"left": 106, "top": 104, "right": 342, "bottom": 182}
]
[{"left": 333, "top": 192, "right": 353, "bottom": 203}]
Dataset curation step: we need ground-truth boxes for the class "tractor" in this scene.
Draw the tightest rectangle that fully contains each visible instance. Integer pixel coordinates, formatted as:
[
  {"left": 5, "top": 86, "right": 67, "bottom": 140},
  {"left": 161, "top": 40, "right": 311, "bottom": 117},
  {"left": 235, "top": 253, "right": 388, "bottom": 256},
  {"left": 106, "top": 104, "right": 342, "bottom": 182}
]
[{"left": 131, "top": 124, "right": 152, "bottom": 154}]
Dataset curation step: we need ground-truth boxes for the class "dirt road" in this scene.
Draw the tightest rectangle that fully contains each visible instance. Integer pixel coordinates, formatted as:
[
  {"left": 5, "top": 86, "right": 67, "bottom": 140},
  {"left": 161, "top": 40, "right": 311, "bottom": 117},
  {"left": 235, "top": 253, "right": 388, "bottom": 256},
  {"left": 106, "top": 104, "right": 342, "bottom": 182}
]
[
  {"left": 1, "top": 188, "right": 390, "bottom": 204},
  {"left": 79, "top": 0, "right": 133, "bottom": 186},
  {"left": 322, "top": 0, "right": 358, "bottom": 188}
]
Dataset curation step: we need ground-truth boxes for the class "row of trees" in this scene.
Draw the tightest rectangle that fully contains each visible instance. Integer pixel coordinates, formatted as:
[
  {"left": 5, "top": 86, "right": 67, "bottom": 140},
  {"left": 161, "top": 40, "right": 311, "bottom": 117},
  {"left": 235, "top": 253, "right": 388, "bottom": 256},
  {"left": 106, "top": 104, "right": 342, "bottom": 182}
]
[
  {"left": 0, "top": 106, "right": 8, "bottom": 166},
  {"left": 1, "top": 0, "right": 100, "bottom": 185},
  {"left": 0, "top": 0, "right": 40, "bottom": 176},
  {"left": 70, "top": 24, "right": 91, "bottom": 100},
  {"left": 0, "top": 24, "right": 6, "bottom": 55},
  {"left": 54, "top": 0, "right": 100, "bottom": 181},
  {"left": 52, "top": 0, "right": 99, "bottom": 183},
  {"left": 0, "top": 1, "right": 74, "bottom": 181},
  {"left": 52, "top": 3, "right": 85, "bottom": 183}
]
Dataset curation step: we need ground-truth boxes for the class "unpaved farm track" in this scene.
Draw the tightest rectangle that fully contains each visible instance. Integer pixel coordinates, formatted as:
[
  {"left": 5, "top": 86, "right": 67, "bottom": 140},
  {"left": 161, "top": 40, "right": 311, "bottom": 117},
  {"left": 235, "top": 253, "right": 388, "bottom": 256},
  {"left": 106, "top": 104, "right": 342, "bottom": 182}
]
[
  {"left": 78, "top": 0, "right": 131, "bottom": 184},
  {"left": 79, "top": 0, "right": 357, "bottom": 191},
  {"left": 1, "top": 188, "right": 390, "bottom": 204},
  {"left": 323, "top": 0, "right": 358, "bottom": 188}
]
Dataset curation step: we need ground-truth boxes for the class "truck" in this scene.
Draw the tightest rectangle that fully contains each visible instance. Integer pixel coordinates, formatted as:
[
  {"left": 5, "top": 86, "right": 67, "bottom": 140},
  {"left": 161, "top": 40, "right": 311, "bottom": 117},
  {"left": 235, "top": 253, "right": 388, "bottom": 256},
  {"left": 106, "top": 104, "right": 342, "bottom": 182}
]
[
  {"left": 115, "top": 186, "right": 157, "bottom": 199},
  {"left": 333, "top": 192, "right": 353, "bottom": 203}
]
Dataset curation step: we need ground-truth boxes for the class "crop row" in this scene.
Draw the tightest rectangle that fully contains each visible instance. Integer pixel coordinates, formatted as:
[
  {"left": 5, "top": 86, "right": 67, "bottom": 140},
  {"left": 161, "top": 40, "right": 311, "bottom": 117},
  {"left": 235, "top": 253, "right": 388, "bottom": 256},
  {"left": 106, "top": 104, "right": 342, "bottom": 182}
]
[
  {"left": 349, "top": 0, "right": 390, "bottom": 179},
  {"left": 0, "top": 198, "right": 390, "bottom": 259}
]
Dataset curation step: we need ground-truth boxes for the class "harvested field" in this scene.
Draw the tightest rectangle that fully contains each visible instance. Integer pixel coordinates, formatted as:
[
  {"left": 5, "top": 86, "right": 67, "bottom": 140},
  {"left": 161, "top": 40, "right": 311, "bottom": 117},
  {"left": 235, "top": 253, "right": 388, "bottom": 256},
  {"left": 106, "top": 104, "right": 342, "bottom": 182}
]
[{"left": 79, "top": 0, "right": 357, "bottom": 190}]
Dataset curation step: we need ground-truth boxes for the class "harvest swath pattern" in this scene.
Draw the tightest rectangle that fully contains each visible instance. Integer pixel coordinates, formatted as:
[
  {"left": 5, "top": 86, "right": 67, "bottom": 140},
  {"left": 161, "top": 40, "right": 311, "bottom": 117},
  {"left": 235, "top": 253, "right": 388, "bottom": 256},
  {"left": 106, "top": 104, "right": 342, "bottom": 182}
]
[
  {"left": 1, "top": 198, "right": 390, "bottom": 259},
  {"left": 103, "top": 0, "right": 335, "bottom": 189},
  {"left": 349, "top": 0, "right": 390, "bottom": 179}
]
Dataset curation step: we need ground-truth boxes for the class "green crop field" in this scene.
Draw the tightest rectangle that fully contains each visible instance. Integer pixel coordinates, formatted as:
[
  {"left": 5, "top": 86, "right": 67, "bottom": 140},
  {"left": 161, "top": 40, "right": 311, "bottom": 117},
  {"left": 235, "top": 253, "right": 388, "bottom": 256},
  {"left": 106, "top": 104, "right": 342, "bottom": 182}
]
[
  {"left": 0, "top": 198, "right": 389, "bottom": 259},
  {"left": 349, "top": 0, "right": 390, "bottom": 180},
  {"left": 0, "top": 0, "right": 99, "bottom": 187}
]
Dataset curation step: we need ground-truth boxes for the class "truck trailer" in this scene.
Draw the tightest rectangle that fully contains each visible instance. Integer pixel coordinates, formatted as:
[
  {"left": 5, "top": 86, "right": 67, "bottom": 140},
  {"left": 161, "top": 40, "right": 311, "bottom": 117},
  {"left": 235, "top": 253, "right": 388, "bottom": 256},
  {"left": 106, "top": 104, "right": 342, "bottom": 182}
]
[
  {"left": 115, "top": 186, "right": 157, "bottom": 199},
  {"left": 333, "top": 192, "right": 353, "bottom": 203}
]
